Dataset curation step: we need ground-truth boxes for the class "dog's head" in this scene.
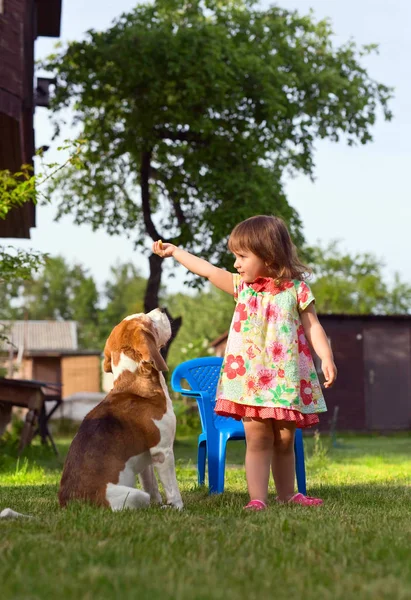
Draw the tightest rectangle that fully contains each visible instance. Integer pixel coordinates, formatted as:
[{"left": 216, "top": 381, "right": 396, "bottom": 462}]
[{"left": 103, "top": 308, "right": 171, "bottom": 380}]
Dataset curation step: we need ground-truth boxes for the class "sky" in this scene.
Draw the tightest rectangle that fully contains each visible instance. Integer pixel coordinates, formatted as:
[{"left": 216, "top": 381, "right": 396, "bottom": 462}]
[{"left": 10, "top": 0, "right": 411, "bottom": 294}]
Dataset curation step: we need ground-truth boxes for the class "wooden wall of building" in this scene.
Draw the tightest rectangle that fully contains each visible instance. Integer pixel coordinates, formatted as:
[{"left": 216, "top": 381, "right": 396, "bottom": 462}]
[
  {"left": 0, "top": 0, "right": 62, "bottom": 238},
  {"left": 321, "top": 317, "right": 411, "bottom": 432},
  {"left": 1, "top": 353, "right": 102, "bottom": 398},
  {"left": 61, "top": 355, "right": 101, "bottom": 398},
  {"left": 0, "top": 0, "right": 36, "bottom": 236}
]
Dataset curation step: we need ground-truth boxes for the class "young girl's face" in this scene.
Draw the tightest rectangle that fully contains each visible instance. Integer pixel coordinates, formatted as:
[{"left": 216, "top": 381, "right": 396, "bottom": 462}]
[{"left": 233, "top": 249, "right": 271, "bottom": 283}]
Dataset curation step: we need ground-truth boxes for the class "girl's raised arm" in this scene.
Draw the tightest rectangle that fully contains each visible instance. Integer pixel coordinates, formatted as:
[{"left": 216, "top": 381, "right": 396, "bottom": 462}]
[{"left": 152, "top": 241, "right": 234, "bottom": 295}]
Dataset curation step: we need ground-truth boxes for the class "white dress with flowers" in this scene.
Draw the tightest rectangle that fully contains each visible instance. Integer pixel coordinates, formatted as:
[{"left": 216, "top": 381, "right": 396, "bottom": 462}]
[{"left": 214, "top": 276, "right": 327, "bottom": 428}]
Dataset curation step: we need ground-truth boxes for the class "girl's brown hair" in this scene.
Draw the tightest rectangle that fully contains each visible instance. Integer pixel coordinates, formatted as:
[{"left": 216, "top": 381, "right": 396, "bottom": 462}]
[{"left": 228, "top": 215, "right": 311, "bottom": 282}]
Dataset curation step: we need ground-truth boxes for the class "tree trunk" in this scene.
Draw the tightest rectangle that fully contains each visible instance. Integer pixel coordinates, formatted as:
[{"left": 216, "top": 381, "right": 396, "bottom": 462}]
[
  {"left": 141, "top": 151, "right": 182, "bottom": 361},
  {"left": 144, "top": 253, "right": 163, "bottom": 313},
  {"left": 144, "top": 252, "right": 182, "bottom": 361}
]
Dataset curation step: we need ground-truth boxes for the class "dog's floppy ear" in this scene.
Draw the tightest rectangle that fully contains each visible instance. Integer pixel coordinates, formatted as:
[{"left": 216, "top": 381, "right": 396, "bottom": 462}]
[
  {"left": 138, "top": 327, "right": 168, "bottom": 372},
  {"left": 103, "top": 336, "right": 112, "bottom": 373}
]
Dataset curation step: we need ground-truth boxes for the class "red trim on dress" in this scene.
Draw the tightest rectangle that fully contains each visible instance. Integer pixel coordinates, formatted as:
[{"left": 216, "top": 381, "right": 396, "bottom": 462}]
[
  {"left": 249, "top": 277, "right": 295, "bottom": 294},
  {"left": 215, "top": 398, "right": 319, "bottom": 429}
]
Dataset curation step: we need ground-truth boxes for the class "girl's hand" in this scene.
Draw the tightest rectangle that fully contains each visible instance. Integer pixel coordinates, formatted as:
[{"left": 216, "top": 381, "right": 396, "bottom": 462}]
[
  {"left": 321, "top": 358, "right": 337, "bottom": 388},
  {"left": 152, "top": 240, "right": 176, "bottom": 258}
]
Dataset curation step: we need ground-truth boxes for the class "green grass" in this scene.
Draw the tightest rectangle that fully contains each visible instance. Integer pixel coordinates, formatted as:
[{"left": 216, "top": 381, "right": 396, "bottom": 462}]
[{"left": 1, "top": 431, "right": 411, "bottom": 600}]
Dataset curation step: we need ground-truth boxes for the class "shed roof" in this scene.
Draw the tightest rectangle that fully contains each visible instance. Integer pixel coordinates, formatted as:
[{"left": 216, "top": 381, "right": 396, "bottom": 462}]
[{"left": 0, "top": 320, "right": 78, "bottom": 352}]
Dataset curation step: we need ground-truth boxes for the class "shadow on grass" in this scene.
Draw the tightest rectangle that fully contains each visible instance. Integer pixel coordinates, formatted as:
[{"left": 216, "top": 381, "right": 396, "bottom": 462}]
[
  {"left": 1, "top": 432, "right": 409, "bottom": 508},
  {"left": 174, "top": 436, "right": 246, "bottom": 465},
  {"left": 1, "top": 480, "right": 410, "bottom": 521}
]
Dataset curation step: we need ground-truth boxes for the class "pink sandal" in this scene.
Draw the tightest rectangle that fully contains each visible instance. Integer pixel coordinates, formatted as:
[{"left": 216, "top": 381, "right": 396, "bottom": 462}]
[
  {"left": 243, "top": 499, "right": 267, "bottom": 511},
  {"left": 278, "top": 493, "right": 323, "bottom": 506}
]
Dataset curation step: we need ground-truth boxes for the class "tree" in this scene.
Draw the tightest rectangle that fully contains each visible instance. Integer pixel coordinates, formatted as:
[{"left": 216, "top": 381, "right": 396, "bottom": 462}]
[
  {"left": 164, "top": 286, "right": 235, "bottom": 369},
  {"left": 98, "top": 262, "right": 147, "bottom": 344},
  {"left": 383, "top": 273, "right": 411, "bottom": 314},
  {"left": 0, "top": 165, "right": 44, "bottom": 284},
  {"left": 0, "top": 247, "right": 44, "bottom": 286},
  {"left": 0, "top": 141, "right": 84, "bottom": 285},
  {"left": 41, "top": 0, "right": 392, "bottom": 323},
  {"left": 0, "top": 256, "right": 149, "bottom": 350},
  {"left": 309, "top": 242, "right": 411, "bottom": 314},
  {"left": 0, "top": 168, "right": 44, "bottom": 341},
  {"left": 21, "top": 256, "right": 101, "bottom": 349}
]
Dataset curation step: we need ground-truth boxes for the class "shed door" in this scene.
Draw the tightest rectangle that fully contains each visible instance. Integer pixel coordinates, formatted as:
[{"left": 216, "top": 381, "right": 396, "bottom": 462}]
[
  {"left": 318, "top": 326, "right": 366, "bottom": 431},
  {"left": 32, "top": 358, "right": 61, "bottom": 386},
  {"left": 364, "top": 327, "right": 410, "bottom": 430}
]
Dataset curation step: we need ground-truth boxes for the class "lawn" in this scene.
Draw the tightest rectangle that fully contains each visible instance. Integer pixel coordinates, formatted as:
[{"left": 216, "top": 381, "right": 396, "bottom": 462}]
[{"left": 1, "top": 429, "right": 411, "bottom": 600}]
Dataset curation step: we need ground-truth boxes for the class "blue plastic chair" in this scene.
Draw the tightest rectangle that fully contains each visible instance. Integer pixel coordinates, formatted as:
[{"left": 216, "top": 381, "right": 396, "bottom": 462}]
[{"left": 171, "top": 356, "right": 307, "bottom": 495}]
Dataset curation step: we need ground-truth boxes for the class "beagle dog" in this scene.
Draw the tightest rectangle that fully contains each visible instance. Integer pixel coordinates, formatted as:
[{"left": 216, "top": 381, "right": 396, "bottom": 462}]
[{"left": 59, "top": 308, "right": 183, "bottom": 511}]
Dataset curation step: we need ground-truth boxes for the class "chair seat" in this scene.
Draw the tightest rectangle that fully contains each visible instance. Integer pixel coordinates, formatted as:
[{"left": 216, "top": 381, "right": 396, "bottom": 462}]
[
  {"left": 172, "top": 356, "right": 306, "bottom": 495},
  {"left": 214, "top": 415, "right": 244, "bottom": 433}
]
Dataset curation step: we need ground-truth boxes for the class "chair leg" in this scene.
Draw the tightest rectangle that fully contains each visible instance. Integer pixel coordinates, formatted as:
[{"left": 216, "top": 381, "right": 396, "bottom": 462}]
[
  {"left": 197, "top": 439, "right": 207, "bottom": 486},
  {"left": 294, "top": 429, "right": 307, "bottom": 495},
  {"left": 207, "top": 433, "right": 228, "bottom": 494}
]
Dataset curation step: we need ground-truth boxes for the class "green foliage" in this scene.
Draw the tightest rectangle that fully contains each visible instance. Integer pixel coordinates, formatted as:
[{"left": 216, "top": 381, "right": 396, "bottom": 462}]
[
  {"left": 173, "top": 397, "right": 201, "bottom": 436},
  {"left": 0, "top": 246, "right": 45, "bottom": 283},
  {"left": 0, "top": 164, "right": 36, "bottom": 218},
  {"left": 0, "top": 256, "right": 149, "bottom": 350},
  {"left": 0, "top": 414, "right": 24, "bottom": 452},
  {"left": 98, "top": 262, "right": 147, "bottom": 344},
  {"left": 0, "top": 141, "right": 85, "bottom": 215},
  {"left": 40, "top": 0, "right": 392, "bottom": 281},
  {"left": 0, "top": 140, "right": 85, "bottom": 286},
  {"left": 310, "top": 241, "right": 411, "bottom": 314},
  {"left": 3, "top": 256, "right": 100, "bottom": 349},
  {"left": 0, "top": 164, "right": 45, "bottom": 285},
  {"left": 164, "top": 286, "right": 234, "bottom": 370},
  {"left": 21, "top": 256, "right": 95, "bottom": 321},
  {"left": 383, "top": 273, "right": 411, "bottom": 314}
]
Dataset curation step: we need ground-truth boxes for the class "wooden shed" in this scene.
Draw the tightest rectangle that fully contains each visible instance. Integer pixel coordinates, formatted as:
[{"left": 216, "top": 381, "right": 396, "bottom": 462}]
[
  {"left": 210, "top": 314, "right": 411, "bottom": 432},
  {"left": 0, "top": 320, "right": 102, "bottom": 398}
]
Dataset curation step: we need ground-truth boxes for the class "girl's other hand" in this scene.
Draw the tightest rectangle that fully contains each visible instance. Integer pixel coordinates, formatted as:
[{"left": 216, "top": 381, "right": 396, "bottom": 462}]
[
  {"left": 321, "top": 358, "right": 337, "bottom": 388},
  {"left": 152, "top": 240, "right": 176, "bottom": 258}
]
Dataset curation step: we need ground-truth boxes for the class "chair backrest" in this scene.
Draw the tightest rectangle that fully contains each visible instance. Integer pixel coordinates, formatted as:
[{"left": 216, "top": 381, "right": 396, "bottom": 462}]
[{"left": 171, "top": 356, "right": 223, "bottom": 432}]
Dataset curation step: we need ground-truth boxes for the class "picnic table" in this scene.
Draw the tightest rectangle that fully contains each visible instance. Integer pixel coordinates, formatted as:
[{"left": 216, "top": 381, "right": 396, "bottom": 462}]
[{"left": 0, "top": 378, "right": 62, "bottom": 455}]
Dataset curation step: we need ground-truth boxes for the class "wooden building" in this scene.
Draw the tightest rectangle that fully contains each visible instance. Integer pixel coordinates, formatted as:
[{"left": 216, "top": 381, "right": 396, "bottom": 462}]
[
  {"left": 210, "top": 314, "right": 411, "bottom": 433},
  {"left": 0, "top": 0, "right": 62, "bottom": 238},
  {"left": 0, "top": 320, "right": 102, "bottom": 398}
]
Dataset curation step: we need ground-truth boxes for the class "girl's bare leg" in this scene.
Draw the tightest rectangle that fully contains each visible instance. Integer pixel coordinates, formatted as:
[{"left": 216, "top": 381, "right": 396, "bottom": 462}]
[
  {"left": 243, "top": 417, "right": 274, "bottom": 504},
  {"left": 271, "top": 420, "right": 296, "bottom": 502}
]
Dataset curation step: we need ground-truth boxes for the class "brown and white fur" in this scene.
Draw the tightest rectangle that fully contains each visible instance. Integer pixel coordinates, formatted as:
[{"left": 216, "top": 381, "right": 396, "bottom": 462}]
[{"left": 58, "top": 308, "right": 183, "bottom": 511}]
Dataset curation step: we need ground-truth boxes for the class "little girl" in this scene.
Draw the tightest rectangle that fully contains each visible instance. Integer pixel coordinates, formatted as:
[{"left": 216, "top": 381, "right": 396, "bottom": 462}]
[{"left": 153, "top": 215, "right": 337, "bottom": 510}]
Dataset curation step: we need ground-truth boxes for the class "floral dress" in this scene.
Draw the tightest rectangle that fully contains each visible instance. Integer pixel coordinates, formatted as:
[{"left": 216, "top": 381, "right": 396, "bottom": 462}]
[{"left": 214, "top": 276, "right": 327, "bottom": 428}]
